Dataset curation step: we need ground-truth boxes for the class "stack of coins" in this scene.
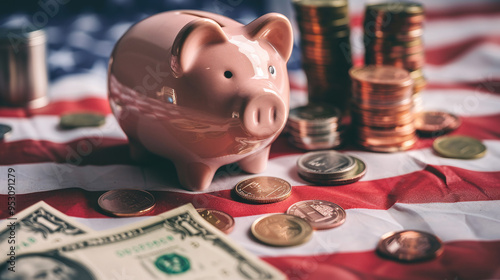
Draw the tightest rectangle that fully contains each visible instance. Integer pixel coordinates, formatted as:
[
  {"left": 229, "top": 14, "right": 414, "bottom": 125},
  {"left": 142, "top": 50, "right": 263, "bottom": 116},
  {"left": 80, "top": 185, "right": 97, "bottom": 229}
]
[
  {"left": 350, "top": 65, "right": 417, "bottom": 152},
  {"left": 292, "top": 0, "right": 352, "bottom": 113},
  {"left": 297, "top": 151, "right": 366, "bottom": 185},
  {"left": 286, "top": 103, "right": 344, "bottom": 150},
  {"left": 363, "top": 2, "right": 426, "bottom": 112},
  {"left": 0, "top": 124, "right": 12, "bottom": 141}
]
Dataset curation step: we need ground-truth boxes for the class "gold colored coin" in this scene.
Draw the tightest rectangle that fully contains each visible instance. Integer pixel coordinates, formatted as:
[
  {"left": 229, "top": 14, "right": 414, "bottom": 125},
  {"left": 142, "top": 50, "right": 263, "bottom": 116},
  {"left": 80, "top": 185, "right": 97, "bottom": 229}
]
[
  {"left": 251, "top": 214, "right": 313, "bottom": 247},
  {"left": 433, "top": 135, "right": 486, "bottom": 159},
  {"left": 98, "top": 189, "right": 156, "bottom": 217},
  {"left": 60, "top": 112, "right": 106, "bottom": 129}
]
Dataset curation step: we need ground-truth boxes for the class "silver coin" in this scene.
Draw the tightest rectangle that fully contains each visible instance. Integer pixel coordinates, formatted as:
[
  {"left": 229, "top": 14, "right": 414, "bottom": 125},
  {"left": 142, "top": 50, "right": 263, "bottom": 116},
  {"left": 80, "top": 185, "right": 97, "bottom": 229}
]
[
  {"left": 290, "top": 132, "right": 343, "bottom": 143},
  {"left": 297, "top": 151, "right": 356, "bottom": 179},
  {"left": 288, "top": 103, "right": 340, "bottom": 125},
  {"left": 289, "top": 137, "right": 342, "bottom": 151},
  {"left": 299, "top": 156, "right": 366, "bottom": 185},
  {"left": 287, "top": 123, "right": 340, "bottom": 136},
  {"left": 287, "top": 200, "right": 346, "bottom": 230},
  {"left": 0, "top": 124, "right": 12, "bottom": 140}
]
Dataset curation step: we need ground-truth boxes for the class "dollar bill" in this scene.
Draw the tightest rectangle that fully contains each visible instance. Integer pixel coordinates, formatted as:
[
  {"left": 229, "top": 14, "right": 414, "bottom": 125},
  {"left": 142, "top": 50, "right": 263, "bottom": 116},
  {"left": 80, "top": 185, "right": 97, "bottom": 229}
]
[
  {"left": 0, "top": 203, "right": 286, "bottom": 280},
  {"left": 0, "top": 201, "right": 94, "bottom": 254}
]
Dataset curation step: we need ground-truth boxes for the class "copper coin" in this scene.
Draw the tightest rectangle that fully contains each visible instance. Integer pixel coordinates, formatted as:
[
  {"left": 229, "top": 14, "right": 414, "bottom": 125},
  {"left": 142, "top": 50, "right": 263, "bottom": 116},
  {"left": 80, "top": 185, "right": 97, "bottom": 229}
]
[
  {"left": 360, "top": 136, "right": 417, "bottom": 153},
  {"left": 415, "top": 111, "right": 461, "bottom": 134},
  {"left": 234, "top": 176, "right": 292, "bottom": 204},
  {"left": 98, "top": 189, "right": 156, "bottom": 217},
  {"left": 197, "top": 209, "right": 235, "bottom": 234},
  {"left": 349, "top": 65, "right": 413, "bottom": 88},
  {"left": 377, "top": 230, "right": 444, "bottom": 262},
  {"left": 289, "top": 135, "right": 343, "bottom": 151},
  {"left": 287, "top": 200, "right": 346, "bottom": 230},
  {"left": 251, "top": 214, "right": 313, "bottom": 246}
]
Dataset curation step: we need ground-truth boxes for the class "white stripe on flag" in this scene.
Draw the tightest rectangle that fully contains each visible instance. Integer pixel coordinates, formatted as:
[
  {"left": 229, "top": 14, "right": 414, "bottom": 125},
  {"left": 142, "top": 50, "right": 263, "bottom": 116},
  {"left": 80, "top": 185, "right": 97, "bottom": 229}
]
[
  {"left": 1, "top": 140, "right": 499, "bottom": 194},
  {"left": 2, "top": 89, "right": 500, "bottom": 144},
  {"left": 421, "top": 89, "right": 500, "bottom": 116},
  {"left": 424, "top": 43, "right": 500, "bottom": 84},
  {"left": 0, "top": 115, "right": 126, "bottom": 143},
  {"left": 68, "top": 200, "right": 500, "bottom": 257}
]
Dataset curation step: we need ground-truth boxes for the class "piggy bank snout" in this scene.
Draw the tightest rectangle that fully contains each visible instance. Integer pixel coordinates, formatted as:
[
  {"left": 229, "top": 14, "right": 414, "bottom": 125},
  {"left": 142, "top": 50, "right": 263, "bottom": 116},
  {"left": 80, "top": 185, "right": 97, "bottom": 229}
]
[{"left": 242, "top": 94, "right": 286, "bottom": 138}]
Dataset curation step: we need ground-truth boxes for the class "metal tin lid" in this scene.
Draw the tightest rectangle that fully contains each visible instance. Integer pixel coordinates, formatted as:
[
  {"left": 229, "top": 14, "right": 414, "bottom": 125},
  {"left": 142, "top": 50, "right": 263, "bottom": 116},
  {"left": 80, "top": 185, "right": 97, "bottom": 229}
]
[{"left": 0, "top": 28, "right": 46, "bottom": 47}]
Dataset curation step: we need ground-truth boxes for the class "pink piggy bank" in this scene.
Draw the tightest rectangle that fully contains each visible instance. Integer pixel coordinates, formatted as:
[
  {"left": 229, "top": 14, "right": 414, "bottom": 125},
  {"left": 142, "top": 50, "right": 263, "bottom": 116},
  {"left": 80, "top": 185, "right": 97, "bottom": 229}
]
[{"left": 108, "top": 10, "right": 293, "bottom": 190}]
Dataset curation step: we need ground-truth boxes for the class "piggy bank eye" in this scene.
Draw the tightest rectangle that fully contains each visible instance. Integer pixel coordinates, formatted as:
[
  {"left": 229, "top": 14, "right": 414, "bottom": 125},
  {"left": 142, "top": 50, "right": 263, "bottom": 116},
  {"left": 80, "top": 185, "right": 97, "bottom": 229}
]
[
  {"left": 269, "top": 65, "right": 276, "bottom": 76},
  {"left": 224, "top": 71, "right": 233, "bottom": 79}
]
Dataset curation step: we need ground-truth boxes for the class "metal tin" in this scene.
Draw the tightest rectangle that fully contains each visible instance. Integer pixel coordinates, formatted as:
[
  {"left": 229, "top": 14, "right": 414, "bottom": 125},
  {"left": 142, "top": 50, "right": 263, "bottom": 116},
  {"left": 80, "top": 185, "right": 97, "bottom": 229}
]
[{"left": 0, "top": 28, "right": 48, "bottom": 108}]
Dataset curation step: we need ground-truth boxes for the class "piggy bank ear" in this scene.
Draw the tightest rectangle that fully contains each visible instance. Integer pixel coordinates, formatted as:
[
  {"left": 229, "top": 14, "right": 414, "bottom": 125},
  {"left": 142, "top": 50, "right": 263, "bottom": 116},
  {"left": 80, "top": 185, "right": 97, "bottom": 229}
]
[
  {"left": 171, "top": 19, "right": 227, "bottom": 76},
  {"left": 245, "top": 13, "right": 294, "bottom": 61}
]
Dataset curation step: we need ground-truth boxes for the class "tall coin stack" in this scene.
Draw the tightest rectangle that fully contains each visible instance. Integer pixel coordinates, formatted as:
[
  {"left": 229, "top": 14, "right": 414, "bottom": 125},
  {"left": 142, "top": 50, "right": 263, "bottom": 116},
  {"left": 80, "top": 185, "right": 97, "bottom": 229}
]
[
  {"left": 286, "top": 103, "right": 343, "bottom": 150},
  {"left": 350, "top": 65, "right": 417, "bottom": 152},
  {"left": 292, "top": 0, "right": 352, "bottom": 113},
  {"left": 363, "top": 2, "right": 426, "bottom": 112}
]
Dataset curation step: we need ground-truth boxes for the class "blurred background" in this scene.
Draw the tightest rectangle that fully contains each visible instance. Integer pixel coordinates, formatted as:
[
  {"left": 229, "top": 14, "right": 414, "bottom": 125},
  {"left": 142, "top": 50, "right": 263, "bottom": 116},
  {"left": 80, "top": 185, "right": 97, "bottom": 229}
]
[
  {"left": 1, "top": 0, "right": 499, "bottom": 101},
  {"left": 0, "top": 0, "right": 301, "bottom": 84}
]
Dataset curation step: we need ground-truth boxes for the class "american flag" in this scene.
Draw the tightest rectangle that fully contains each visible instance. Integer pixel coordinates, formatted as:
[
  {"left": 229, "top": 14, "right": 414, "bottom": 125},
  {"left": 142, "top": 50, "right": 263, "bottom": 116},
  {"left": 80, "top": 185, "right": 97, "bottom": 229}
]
[{"left": 1, "top": 0, "right": 500, "bottom": 279}]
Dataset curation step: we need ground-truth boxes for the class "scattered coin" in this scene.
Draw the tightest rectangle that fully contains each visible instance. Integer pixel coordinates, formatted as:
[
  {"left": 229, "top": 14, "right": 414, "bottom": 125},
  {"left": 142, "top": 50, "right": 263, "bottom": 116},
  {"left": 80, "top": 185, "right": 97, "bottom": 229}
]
[
  {"left": 197, "top": 208, "right": 235, "bottom": 234},
  {"left": 98, "top": 189, "right": 156, "bottom": 217},
  {"left": 297, "top": 150, "right": 357, "bottom": 181},
  {"left": 287, "top": 104, "right": 345, "bottom": 150},
  {"left": 415, "top": 111, "right": 461, "bottom": 135},
  {"left": 377, "top": 230, "right": 444, "bottom": 262},
  {"left": 251, "top": 214, "right": 313, "bottom": 246},
  {"left": 234, "top": 176, "right": 292, "bottom": 204},
  {"left": 60, "top": 112, "right": 106, "bottom": 129},
  {"left": 433, "top": 135, "right": 486, "bottom": 159},
  {"left": 0, "top": 124, "right": 12, "bottom": 140},
  {"left": 287, "top": 200, "right": 346, "bottom": 230}
]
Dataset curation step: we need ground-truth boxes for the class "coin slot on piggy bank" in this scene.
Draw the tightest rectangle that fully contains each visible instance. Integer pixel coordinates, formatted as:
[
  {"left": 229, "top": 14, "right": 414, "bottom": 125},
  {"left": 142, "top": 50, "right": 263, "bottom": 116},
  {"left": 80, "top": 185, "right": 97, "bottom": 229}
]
[{"left": 108, "top": 10, "right": 293, "bottom": 191}]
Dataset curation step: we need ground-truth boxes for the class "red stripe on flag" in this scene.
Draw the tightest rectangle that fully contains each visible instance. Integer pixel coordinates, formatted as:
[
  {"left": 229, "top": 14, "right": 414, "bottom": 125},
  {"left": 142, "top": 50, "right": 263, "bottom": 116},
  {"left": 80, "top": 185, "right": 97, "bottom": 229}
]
[
  {"left": 0, "top": 138, "right": 130, "bottom": 165},
  {"left": 0, "top": 110, "right": 499, "bottom": 166},
  {"left": 2, "top": 167, "right": 499, "bottom": 219},
  {"left": 263, "top": 240, "right": 500, "bottom": 280},
  {"left": 426, "top": 36, "right": 500, "bottom": 66}
]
